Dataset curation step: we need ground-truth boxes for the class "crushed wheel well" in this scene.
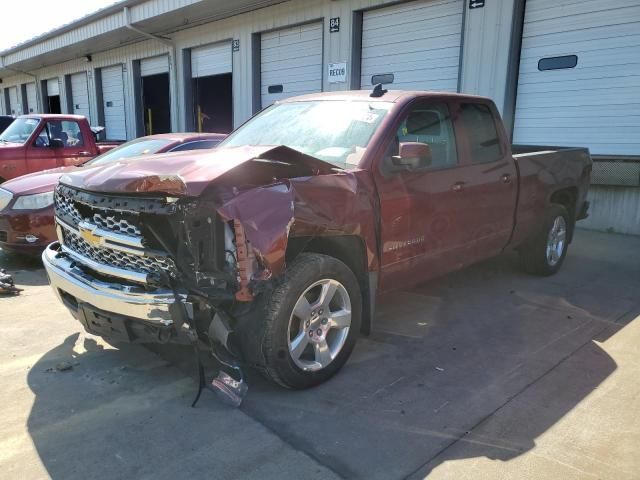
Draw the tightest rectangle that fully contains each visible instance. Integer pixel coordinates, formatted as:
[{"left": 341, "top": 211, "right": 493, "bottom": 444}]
[{"left": 286, "top": 235, "right": 373, "bottom": 334}]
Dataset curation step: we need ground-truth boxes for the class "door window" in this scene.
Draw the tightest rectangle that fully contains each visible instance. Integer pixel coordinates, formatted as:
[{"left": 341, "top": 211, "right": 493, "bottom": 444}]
[
  {"left": 459, "top": 103, "right": 502, "bottom": 164},
  {"left": 34, "top": 120, "right": 84, "bottom": 148},
  {"left": 395, "top": 103, "right": 457, "bottom": 169}
]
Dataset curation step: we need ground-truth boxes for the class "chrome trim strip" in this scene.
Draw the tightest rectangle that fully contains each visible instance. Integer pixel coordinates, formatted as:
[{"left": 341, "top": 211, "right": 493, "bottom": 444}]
[
  {"left": 78, "top": 220, "right": 144, "bottom": 249},
  {"left": 43, "top": 242, "right": 181, "bottom": 325},
  {"left": 57, "top": 217, "right": 167, "bottom": 258},
  {"left": 60, "top": 244, "right": 150, "bottom": 284}
]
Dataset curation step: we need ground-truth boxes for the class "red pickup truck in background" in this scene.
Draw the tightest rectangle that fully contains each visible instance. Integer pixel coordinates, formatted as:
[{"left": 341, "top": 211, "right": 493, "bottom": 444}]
[
  {"left": 43, "top": 90, "right": 592, "bottom": 395},
  {"left": 0, "top": 114, "right": 121, "bottom": 182}
]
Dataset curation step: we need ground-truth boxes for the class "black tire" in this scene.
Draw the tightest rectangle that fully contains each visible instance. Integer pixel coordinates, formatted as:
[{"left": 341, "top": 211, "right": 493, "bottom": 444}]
[
  {"left": 520, "top": 204, "right": 571, "bottom": 276},
  {"left": 259, "top": 253, "right": 362, "bottom": 389}
]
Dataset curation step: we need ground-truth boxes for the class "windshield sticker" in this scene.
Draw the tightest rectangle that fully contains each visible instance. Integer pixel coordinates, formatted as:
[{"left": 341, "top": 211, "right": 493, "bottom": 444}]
[
  {"left": 354, "top": 112, "right": 379, "bottom": 124},
  {"left": 25, "top": 119, "right": 39, "bottom": 126}
]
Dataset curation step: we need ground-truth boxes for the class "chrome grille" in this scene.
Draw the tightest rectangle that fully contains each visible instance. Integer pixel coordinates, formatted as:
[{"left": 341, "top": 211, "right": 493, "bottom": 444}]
[
  {"left": 54, "top": 189, "right": 83, "bottom": 225},
  {"left": 55, "top": 189, "right": 141, "bottom": 236},
  {"left": 92, "top": 213, "right": 142, "bottom": 236},
  {"left": 62, "top": 229, "right": 178, "bottom": 279}
]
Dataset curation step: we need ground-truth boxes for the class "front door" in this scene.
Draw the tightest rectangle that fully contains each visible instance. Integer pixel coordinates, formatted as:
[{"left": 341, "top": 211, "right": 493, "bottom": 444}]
[
  {"left": 375, "top": 101, "right": 469, "bottom": 293},
  {"left": 52, "top": 120, "right": 93, "bottom": 167},
  {"left": 26, "top": 122, "right": 59, "bottom": 173}
]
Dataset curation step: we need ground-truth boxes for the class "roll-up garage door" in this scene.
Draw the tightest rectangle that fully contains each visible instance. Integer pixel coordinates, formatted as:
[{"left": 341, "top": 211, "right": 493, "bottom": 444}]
[
  {"left": 8, "top": 87, "right": 20, "bottom": 115},
  {"left": 361, "top": 0, "right": 463, "bottom": 92},
  {"left": 260, "top": 22, "right": 323, "bottom": 107},
  {"left": 101, "top": 65, "right": 127, "bottom": 140},
  {"left": 26, "top": 83, "right": 37, "bottom": 113},
  {"left": 46, "top": 78, "right": 60, "bottom": 96},
  {"left": 71, "top": 72, "right": 91, "bottom": 121},
  {"left": 514, "top": 0, "right": 640, "bottom": 156},
  {"left": 141, "top": 55, "right": 169, "bottom": 77},
  {"left": 191, "top": 43, "right": 231, "bottom": 78}
]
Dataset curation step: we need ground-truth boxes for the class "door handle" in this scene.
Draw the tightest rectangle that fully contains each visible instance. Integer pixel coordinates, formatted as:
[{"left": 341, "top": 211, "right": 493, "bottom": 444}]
[
  {"left": 501, "top": 173, "right": 512, "bottom": 184},
  {"left": 78, "top": 151, "right": 91, "bottom": 156},
  {"left": 452, "top": 182, "right": 465, "bottom": 192}
]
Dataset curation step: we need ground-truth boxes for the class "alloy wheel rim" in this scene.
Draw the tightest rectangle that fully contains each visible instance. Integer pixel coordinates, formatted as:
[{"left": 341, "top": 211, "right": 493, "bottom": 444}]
[
  {"left": 287, "top": 279, "right": 352, "bottom": 372},
  {"left": 546, "top": 216, "right": 567, "bottom": 267}
]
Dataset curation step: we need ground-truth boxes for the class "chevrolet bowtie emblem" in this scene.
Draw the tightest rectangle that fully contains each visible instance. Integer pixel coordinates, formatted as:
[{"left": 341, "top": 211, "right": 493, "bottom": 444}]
[{"left": 78, "top": 225, "right": 102, "bottom": 247}]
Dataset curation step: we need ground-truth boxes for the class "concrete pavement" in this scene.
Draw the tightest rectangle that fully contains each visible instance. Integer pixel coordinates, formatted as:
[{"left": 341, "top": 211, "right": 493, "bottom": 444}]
[{"left": 1, "top": 228, "right": 638, "bottom": 479}]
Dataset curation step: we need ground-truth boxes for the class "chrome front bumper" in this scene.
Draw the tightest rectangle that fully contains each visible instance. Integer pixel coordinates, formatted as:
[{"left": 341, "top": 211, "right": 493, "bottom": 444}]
[{"left": 42, "top": 242, "right": 183, "bottom": 326}]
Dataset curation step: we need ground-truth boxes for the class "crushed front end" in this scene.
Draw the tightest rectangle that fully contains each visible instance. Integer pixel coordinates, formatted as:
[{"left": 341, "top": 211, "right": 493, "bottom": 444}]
[{"left": 43, "top": 184, "right": 242, "bottom": 347}]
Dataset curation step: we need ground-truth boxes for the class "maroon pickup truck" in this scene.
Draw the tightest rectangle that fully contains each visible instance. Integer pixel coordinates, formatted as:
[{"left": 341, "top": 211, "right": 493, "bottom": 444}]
[
  {"left": 43, "top": 90, "right": 591, "bottom": 393},
  {"left": 0, "top": 114, "right": 120, "bottom": 183}
]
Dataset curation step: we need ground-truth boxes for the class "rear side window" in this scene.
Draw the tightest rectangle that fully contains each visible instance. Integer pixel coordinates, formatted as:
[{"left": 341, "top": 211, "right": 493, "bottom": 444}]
[
  {"left": 459, "top": 103, "right": 502, "bottom": 164},
  {"left": 169, "top": 139, "right": 222, "bottom": 152}
]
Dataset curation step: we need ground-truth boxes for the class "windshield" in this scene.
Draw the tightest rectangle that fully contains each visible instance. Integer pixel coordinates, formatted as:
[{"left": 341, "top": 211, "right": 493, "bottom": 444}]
[
  {"left": 220, "top": 100, "right": 393, "bottom": 167},
  {"left": 87, "top": 138, "right": 174, "bottom": 166},
  {"left": 0, "top": 118, "right": 40, "bottom": 144}
]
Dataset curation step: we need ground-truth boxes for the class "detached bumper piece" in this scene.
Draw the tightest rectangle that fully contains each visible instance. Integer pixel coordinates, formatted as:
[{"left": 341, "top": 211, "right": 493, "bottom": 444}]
[
  {"left": 577, "top": 200, "right": 590, "bottom": 220},
  {"left": 42, "top": 242, "right": 188, "bottom": 344}
]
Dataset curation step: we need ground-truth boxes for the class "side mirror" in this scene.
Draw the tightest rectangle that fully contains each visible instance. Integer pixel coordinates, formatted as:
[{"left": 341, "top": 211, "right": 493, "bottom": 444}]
[
  {"left": 50, "top": 138, "right": 65, "bottom": 148},
  {"left": 391, "top": 142, "right": 432, "bottom": 171}
]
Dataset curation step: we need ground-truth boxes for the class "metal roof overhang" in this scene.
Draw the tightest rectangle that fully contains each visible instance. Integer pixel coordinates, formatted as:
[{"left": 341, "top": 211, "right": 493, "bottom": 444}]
[{"left": 0, "top": 0, "right": 285, "bottom": 78}]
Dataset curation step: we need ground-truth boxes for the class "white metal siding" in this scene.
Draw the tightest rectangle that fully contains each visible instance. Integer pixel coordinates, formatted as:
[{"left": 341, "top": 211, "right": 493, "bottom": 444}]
[
  {"left": 191, "top": 42, "right": 232, "bottom": 78},
  {"left": 514, "top": 0, "right": 640, "bottom": 156},
  {"left": 46, "top": 78, "right": 60, "bottom": 96},
  {"left": 26, "top": 83, "right": 37, "bottom": 113},
  {"left": 71, "top": 72, "right": 91, "bottom": 121},
  {"left": 101, "top": 65, "right": 127, "bottom": 140},
  {"left": 8, "top": 87, "right": 21, "bottom": 115},
  {"left": 361, "top": 0, "right": 463, "bottom": 91},
  {"left": 261, "top": 22, "right": 323, "bottom": 106},
  {"left": 140, "top": 55, "right": 169, "bottom": 77}
]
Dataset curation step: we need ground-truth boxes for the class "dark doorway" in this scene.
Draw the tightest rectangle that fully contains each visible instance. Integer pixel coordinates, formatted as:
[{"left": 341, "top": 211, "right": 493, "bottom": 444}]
[
  {"left": 48, "top": 96, "right": 61, "bottom": 114},
  {"left": 192, "top": 73, "right": 232, "bottom": 134},
  {"left": 142, "top": 73, "right": 171, "bottom": 135}
]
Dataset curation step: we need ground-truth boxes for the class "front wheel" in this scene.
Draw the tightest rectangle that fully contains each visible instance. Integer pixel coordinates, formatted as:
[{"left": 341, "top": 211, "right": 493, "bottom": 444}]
[
  {"left": 259, "top": 253, "right": 362, "bottom": 389},
  {"left": 520, "top": 204, "right": 570, "bottom": 276}
]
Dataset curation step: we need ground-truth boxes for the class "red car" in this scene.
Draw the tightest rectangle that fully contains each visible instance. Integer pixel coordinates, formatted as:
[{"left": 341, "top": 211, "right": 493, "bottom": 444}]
[{"left": 0, "top": 132, "right": 225, "bottom": 255}]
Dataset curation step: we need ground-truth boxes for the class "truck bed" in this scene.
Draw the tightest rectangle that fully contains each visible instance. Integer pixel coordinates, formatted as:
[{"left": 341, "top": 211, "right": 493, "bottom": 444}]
[{"left": 510, "top": 144, "right": 592, "bottom": 249}]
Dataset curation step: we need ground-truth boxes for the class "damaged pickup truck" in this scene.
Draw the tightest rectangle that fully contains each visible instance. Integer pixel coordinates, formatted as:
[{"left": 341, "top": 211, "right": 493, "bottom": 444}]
[{"left": 43, "top": 89, "right": 592, "bottom": 394}]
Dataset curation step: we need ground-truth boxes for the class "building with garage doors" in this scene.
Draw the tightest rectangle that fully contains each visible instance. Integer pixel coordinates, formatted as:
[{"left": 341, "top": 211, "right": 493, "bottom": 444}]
[{"left": 0, "top": 0, "right": 638, "bottom": 233}]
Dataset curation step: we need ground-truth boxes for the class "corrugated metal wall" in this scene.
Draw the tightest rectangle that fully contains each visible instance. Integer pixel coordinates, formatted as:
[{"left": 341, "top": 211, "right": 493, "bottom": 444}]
[
  {"left": 580, "top": 186, "right": 640, "bottom": 236},
  {"left": 0, "top": 0, "right": 514, "bottom": 137}
]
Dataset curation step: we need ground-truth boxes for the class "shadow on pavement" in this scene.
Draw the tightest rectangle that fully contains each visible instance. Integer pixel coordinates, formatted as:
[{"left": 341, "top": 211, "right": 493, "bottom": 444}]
[
  {"left": 0, "top": 248, "right": 47, "bottom": 287},
  {"left": 25, "top": 231, "right": 639, "bottom": 479}
]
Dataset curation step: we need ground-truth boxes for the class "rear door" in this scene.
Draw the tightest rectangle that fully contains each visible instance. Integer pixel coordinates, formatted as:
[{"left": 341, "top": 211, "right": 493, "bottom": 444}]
[
  {"left": 454, "top": 101, "right": 517, "bottom": 261},
  {"left": 375, "top": 100, "right": 469, "bottom": 292}
]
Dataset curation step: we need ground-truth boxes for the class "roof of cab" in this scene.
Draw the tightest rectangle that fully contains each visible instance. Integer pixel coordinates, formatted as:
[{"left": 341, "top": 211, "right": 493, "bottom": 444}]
[
  {"left": 279, "top": 89, "right": 493, "bottom": 104},
  {"left": 143, "top": 132, "right": 228, "bottom": 143}
]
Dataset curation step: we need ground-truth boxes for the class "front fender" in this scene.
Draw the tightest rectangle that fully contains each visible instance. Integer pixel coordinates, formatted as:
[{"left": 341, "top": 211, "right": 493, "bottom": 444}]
[{"left": 217, "top": 170, "right": 380, "bottom": 278}]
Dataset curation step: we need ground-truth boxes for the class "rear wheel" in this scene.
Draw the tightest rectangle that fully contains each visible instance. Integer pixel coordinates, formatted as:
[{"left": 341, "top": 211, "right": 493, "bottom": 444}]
[
  {"left": 260, "top": 253, "right": 362, "bottom": 389},
  {"left": 520, "top": 204, "right": 570, "bottom": 276}
]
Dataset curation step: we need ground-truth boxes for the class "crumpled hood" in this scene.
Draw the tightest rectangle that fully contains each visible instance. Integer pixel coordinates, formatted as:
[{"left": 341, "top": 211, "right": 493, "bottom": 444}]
[
  {"left": 1, "top": 165, "right": 77, "bottom": 195},
  {"left": 59, "top": 145, "right": 341, "bottom": 197}
]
